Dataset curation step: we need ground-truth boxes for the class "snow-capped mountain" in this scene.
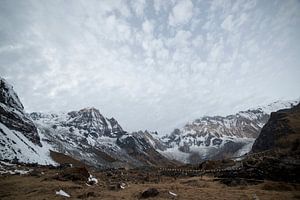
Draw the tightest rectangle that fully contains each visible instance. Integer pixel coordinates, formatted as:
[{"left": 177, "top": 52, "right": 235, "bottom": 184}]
[
  {"left": 30, "top": 109, "right": 174, "bottom": 168},
  {"left": 0, "top": 77, "right": 174, "bottom": 168},
  {"left": 30, "top": 107, "right": 125, "bottom": 139},
  {"left": 0, "top": 78, "right": 55, "bottom": 164},
  {"left": 1, "top": 77, "right": 298, "bottom": 167},
  {"left": 160, "top": 100, "right": 299, "bottom": 163}
]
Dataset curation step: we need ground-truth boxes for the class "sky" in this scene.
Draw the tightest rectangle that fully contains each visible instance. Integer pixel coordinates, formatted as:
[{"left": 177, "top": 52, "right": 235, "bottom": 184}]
[{"left": 0, "top": 0, "right": 300, "bottom": 134}]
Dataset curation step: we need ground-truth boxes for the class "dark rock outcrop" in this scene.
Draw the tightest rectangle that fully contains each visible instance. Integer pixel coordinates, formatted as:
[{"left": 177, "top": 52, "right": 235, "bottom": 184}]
[
  {"left": 0, "top": 78, "right": 41, "bottom": 146},
  {"left": 141, "top": 188, "right": 159, "bottom": 198},
  {"left": 218, "top": 104, "right": 300, "bottom": 183},
  {"left": 56, "top": 167, "right": 90, "bottom": 182},
  {"left": 116, "top": 133, "right": 178, "bottom": 167},
  {"left": 252, "top": 103, "right": 300, "bottom": 155}
]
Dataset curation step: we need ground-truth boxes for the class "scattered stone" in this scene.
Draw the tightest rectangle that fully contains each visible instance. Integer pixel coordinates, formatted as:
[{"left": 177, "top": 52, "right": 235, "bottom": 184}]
[
  {"left": 108, "top": 182, "right": 127, "bottom": 190},
  {"left": 118, "top": 182, "right": 126, "bottom": 189},
  {"left": 141, "top": 188, "right": 159, "bottom": 198},
  {"left": 59, "top": 163, "right": 73, "bottom": 169},
  {"left": 87, "top": 174, "right": 98, "bottom": 185},
  {"left": 29, "top": 169, "right": 41, "bottom": 177},
  {"left": 56, "top": 167, "right": 89, "bottom": 182},
  {"left": 106, "top": 172, "right": 113, "bottom": 177}
]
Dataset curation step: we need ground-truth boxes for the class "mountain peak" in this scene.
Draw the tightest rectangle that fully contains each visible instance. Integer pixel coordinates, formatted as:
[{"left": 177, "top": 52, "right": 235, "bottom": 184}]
[
  {"left": 79, "top": 107, "right": 100, "bottom": 113},
  {"left": 254, "top": 100, "right": 299, "bottom": 114},
  {"left": 0, "top": 78, "right": 24, "bottom": 111}
]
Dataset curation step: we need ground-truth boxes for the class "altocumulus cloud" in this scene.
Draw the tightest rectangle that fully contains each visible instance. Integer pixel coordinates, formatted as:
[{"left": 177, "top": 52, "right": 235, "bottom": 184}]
[{"left": 0, "top": 0, "right": 300, "bottom": 134}]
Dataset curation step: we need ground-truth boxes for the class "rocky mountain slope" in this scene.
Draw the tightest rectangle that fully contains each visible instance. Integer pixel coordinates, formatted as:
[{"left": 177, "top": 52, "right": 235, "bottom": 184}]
[
  {"left": 218, "top": 104, "right": 300, "bottom": 183},
  {"left": 1, "top": 77, "right": 298, "bottom": 167},
  {"left": 30, "top": 110, "right": 174, "bottom": 168},
  {"left": 0, "top": 77, "right": 174, "bottom": 168},
  {"left": 0, "top": 78, "right": 54, "bottom": 164},
  {"left": 160, "top": 100, "right": 298, "bottom": 163},
  {"left": 252, "top": 102, "right": 300, "bottom": 156}
]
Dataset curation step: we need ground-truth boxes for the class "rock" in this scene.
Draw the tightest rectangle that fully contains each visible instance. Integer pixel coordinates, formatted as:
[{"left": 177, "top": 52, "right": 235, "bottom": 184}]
[
  {"left": 87, "top": 174, "right": 98, "bottom": 185},
  {"left": 141, "top": 188, "right": 159, "bottom": 198},
  {"left": 108, "top": 182, "right": 127, "bottom": 190},
  {"left": 59, "top": 163, "right": 73, "bottom": 169},
  {"left": 252, "top": 103, "right": 300, "bottom": 154},
  {"left": 0, "top": 78, "right": 41, "bottom": 146},
  {"left": 56, "top": 167, "right": 89, "bottom": 182},
  {"left": 29, "top": 169, "right": 41, "bottom": 177},
  {"left": 118, "top": 182, "right": 126, "bottom": 189}
]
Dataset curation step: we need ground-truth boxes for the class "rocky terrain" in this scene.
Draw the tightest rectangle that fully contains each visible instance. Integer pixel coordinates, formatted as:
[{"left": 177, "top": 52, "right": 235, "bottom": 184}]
[
  {"left": 0, "top": 77, "right": 174, "bottom": 168},
  {"left": 0, "top": 78, "right": 40, "bottom": 146},
  {"left": 1, "top": 77, "right": 299, "bottom": 168},
  {"left": 252, "top": 103, "right": 300, "bottom": 155},
  {"left": 160, "top": 100, "right": 298, "bottom": 163},
  {"left": 217, "top": 103, "right": 300, "bottom": 183},
  {"left": 30, "top": 109, "right": 176, "bottom": 168},
  {"left": 0, "top": 78, "right": 54, "bottom": 164},
  {"left": 1, "top": 160, "right": 300, "bottom": 200},
  {"left": 1, "top": 77, "right": 300, "bottom": 199},
  {"left": 25, "top": 99, "right": 299, "bottom": 167}
]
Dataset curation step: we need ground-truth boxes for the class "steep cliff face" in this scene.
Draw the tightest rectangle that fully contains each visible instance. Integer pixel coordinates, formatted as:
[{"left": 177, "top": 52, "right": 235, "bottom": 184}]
[
  {"left": 31, "top": 107, "right": 125, "bottom": 139},
  {"left": 0, "top": 78, "right": 41, "bottom": 146},
  {"left": 251, "top": 103, "right": 300, "bottom": 155},
  {"left": 116, "top": 131, "right": 176, "bottom": 167},
  {"left": 217, "top": 103, "right": 300, "bottom": 183},
  {"left": 0, "top": 78, "right": 54, "bottom": 164}
]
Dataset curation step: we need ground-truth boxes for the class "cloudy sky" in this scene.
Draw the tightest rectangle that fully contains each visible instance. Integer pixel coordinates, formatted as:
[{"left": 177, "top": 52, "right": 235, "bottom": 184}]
[{"left": 0, "top": 0, "right": 299, "bottom": 134}]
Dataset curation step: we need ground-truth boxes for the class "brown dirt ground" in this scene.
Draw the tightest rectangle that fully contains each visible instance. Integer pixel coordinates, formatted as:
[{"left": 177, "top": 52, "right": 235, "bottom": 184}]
[{"left": 0, "top": 168, "right": 300, "bottom": 200}]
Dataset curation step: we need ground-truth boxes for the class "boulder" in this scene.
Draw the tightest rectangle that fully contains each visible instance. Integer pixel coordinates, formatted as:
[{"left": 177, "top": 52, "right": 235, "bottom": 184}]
[
  {"left": 56, "top": 167, "right": 89, "bottom": 181},
  {"left": 141, "top": 188, "right": 159, "bottom": 198}
]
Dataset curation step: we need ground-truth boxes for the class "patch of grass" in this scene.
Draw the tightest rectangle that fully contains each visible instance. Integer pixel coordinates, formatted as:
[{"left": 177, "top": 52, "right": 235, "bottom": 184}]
[{"left": 261, "top": 182, "right": 295, "bottom": 191}]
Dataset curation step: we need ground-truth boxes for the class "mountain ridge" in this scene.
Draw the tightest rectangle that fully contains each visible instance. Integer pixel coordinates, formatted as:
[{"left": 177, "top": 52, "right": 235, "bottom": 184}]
[
  {"left": 1, "top": 77, "right": 298, "bottom": 168},
  {"left": 160, "top": 99, "right": 299, "bottom": 163}
]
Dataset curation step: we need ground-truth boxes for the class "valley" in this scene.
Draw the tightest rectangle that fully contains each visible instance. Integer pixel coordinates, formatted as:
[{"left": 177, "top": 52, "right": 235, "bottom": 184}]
[
  {"left": 1, "top": 77, "right": 300, "bottom": 199},
  {"left": 1, "top": 160, "right": 300, "bottom": 200}
]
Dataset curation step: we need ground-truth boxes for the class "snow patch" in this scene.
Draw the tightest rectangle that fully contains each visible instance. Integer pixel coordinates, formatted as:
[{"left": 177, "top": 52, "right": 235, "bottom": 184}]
[{"left": 55, "top": 189, "right": 70, "bottom": 198}]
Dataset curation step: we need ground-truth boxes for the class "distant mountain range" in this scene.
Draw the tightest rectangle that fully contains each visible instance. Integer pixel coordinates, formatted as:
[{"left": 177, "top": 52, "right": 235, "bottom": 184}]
[
  {"left": 29, "top": 108, "right": 174, "bottom": 168},
  {"left": 0, "top": 77, "right": 298, "bottom": 168},
  {"left": 0, "top": 77, "right": 174, "bottom": 168},
  {"left": 160, "top": 100, "right": 298, "bottom": 163}
]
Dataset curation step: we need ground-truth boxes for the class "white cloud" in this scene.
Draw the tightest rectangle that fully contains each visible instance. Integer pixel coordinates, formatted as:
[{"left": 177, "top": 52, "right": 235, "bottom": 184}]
[
  {"left": 153, "top": 0, "right": 165, "bottom": 13},
  {"left": 0, "top": 0, "right": 299, "bottom": 134},
  {"left": 167, "top": 30, "right": 192, "bottom": 48},
  {"left": 192, "top": 35, "right": 204, "bottom": 47},
  {"left": 221, "top": 15, "right": 233, "bottom": 31},
  {"left": 142, "top": 20, "right": 154, "bottom": 35},
  {"left": 131, "top": 0, "right": 146, "bottom": 16},
  {"left": 169, "top": 0, "right": 193, "bottom": 26}
]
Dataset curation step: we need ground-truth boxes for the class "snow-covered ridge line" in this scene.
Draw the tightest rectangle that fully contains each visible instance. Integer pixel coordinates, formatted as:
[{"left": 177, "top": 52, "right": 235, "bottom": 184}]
[
  {"left": 160, "top": 100, "right": 298, "bottom": 163},
  {"left": 252, "top": 99, "right": 299, "bottom": 114}
]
